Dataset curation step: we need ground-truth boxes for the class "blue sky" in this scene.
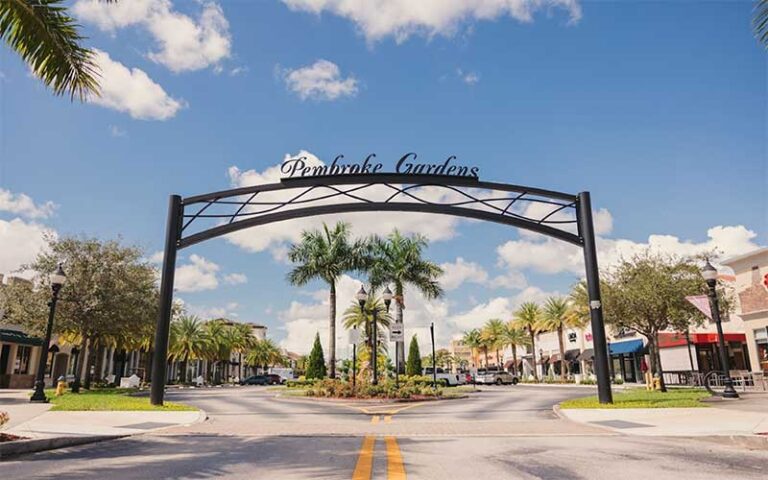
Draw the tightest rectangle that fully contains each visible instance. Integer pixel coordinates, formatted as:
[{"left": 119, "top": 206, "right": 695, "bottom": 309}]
[{"left": 1, "top": 0, "right": 765, "bottom": 354}]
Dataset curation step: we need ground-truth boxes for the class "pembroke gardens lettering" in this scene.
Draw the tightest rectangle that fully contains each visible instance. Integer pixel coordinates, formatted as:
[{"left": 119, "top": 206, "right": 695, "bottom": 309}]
[{"left": 280, "top": 153, "right": 480, "bottom": 179}]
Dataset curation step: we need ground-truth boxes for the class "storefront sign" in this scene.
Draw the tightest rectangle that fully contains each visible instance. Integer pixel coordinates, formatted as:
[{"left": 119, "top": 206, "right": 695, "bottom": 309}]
[{"left": 280, "top": 153, "right": 480, "bottom": 179}]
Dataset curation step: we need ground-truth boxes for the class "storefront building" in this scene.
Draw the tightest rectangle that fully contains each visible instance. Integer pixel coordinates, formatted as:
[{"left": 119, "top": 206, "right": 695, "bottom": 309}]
[
  {"left": 0, "top": 326, "right": 43, "bottom": 388},
  {"left": 722, "top": 247, "right": 768, "bottom": 373}
]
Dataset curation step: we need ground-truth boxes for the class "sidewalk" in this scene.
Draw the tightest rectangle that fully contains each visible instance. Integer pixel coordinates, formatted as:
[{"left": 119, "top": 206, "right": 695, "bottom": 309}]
[
  {"left": 0, "top": 389, "right": 204, "bottom": 458},
  {"left": 556, "top": 393, "right": 768, "bottom": 438}
]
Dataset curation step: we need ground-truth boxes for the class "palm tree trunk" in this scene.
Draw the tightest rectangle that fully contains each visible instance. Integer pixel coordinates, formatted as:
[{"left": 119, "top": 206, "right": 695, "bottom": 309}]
[
  {"left": 329, "top": 280, "right": 337, "bottom": 379},
  {"left": 182, "top": 353, "right": 189, "bottom": 383},
  {"left": 529, "top": 329, "right": 538, "bottom": 380},
  {"left": 483, "top": 347, "right": 489, "bottom": 367},
  {"left": 496, "top": 348, "right": 500, "bottom": 368},
  {"left": 512, "top": 345, "right": 518, "bottom": 376},
  {"left": 558, "top": 325, "right": 566, "bottom": 381}
]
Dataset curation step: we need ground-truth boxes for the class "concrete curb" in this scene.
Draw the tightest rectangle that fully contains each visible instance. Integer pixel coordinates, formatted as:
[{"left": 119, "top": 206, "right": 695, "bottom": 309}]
[
  {"left": 0, "top": 434, "right": 126, "bottom": 459},
  {"left": 0, "top": 408, "right": 207, "bottom": 459}
]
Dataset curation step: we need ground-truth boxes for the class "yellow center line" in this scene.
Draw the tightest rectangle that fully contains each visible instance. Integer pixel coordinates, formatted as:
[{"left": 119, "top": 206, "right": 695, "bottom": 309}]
[
  {"left": 371, "top": 415, "right": 380, "bottom": 425},
  {"left": 385, "top": 436, "right": 407, "bottom": 480},
  {"left": 352, "top": 436, "right": 376, "bottom": 480},
  {"left": 384, "top": 415, "right": 393, "bottom": 424}
]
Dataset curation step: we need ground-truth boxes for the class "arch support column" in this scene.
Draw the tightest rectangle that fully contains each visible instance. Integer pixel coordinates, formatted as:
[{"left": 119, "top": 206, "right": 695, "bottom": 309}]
[
  {"left": 577, "top": 191, "right": 613, "bottom": 404},
  {"left": 150, "top": 195, "right": 182, "bottom": 406}
]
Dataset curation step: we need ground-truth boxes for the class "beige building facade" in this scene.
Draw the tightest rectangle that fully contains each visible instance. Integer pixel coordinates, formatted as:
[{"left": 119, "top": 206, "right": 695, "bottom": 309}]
[{"left": 723, "top": 247, "right": 768, "bottom": 373}]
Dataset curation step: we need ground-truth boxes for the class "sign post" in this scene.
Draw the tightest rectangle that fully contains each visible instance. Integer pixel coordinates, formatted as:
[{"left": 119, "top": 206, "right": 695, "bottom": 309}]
[
  {"left": 348, "top": 328, "right": 360, "bottom": 392},
  {"left": 390, "top": 323, "right": 404, "bottom": 387}
]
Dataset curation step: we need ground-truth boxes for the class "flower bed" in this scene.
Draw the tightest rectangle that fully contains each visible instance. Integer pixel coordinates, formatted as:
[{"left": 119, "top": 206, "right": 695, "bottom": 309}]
[{"left": 303, "top": 376, "right": 444, "bottom": 400}]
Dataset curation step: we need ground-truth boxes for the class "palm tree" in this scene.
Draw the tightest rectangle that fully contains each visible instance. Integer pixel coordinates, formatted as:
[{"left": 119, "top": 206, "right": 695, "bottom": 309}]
[
  {"left": 501, "top": 323, "right": 528, "bottom": 377},
  {"left": 342, "top": 296, "right": 392, "bottom": 352},
  {"left": 367, "top": 230, "right": 443, "bottom": 372},
  {"left": 1, "top": 0, "right": 101, "bottom": 99},
  {"left": 246, "top": 339, "right": 285, "bottom": 374},
  {"left": 461, "top": 329, "right": 483, "bottom": 368},
  {"left": 203, "top": 320, "right": 234, "bottom": 384},
  {"left": 755, "top": 0, "right": 768, "bottom": 48},
  {"left": 287, "top": 222, "right": 365, "bottom": 378},
  {"left": 539, "top": 297, "right": 572, "bottom": 381},
  {"left": 169, "top": 315, "right": 207, "bottom": 383},
  {"left": 512, "top": 302, "right": 542, "bottom": 380},
  {"left": 481, "top": 319, "right": 506, "bottom": 368}
]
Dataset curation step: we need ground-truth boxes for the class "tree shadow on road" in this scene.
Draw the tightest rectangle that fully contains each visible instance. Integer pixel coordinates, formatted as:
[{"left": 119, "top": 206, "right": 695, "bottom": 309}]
[{"left": 8, "top": 435, "right": 362, "bottom": 479}]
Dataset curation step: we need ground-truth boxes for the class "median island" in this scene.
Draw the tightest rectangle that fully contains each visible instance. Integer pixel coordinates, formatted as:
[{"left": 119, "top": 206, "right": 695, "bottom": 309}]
[{"left": 281, "top": 376, "right": 475, "bottom": 401}]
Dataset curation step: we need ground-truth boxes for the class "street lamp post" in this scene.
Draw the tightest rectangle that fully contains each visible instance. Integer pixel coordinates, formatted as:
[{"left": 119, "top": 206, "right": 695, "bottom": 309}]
[
  {"left": 383, "top": 286, "right": 394, "bottom": 387},
  {"left": 31, "top": 264, "right": 66, "bottom": 403},
  {"left": 352, "top": 327, "right": 357, "bottom": 393},
  {"left": 701, "top": 260, "right": 739, "bottom": 399}
]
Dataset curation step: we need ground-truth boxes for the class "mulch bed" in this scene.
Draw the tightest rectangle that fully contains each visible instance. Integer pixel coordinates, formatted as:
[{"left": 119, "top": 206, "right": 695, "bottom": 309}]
[{"left": 0, "top": 433, "right": 25, "bottom": 443}]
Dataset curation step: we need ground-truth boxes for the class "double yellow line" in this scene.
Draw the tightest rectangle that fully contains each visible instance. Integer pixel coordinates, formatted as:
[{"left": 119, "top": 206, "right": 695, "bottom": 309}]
[{"left": 352, "top": 435, "right": 406, "bottom": 480}]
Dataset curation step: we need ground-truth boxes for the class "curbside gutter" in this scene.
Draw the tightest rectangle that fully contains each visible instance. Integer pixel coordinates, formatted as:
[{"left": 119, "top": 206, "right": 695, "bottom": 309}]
[{"left": 0, "top": 408, "right": 208, "bottom": 459}]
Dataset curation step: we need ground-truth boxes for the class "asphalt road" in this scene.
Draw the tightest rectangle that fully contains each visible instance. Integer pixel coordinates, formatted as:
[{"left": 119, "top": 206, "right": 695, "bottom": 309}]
[{"left": 3, "top": 385, "right": 768, "bottom": 479}]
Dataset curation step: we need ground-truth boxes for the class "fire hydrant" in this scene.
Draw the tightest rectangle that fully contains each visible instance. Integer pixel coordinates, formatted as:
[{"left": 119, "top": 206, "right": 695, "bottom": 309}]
[
  {"left": 55, "top": 376, "right": 67, "bottom": 397},
  {"left": 653, "top": 375, "right": 662, "bottom": 391}
]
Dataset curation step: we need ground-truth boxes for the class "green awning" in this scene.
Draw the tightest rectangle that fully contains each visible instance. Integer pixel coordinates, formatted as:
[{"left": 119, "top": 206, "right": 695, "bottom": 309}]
[{"left": 0, "top": 329, "right": 42, "bottom": 347}]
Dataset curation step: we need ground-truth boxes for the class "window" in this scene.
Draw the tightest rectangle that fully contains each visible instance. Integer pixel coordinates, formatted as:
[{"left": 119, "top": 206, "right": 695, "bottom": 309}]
[
  {"left": 14, "top": 346, "right": 32, "bottom": 374},
  {"left": 755, "top": 328, "right": 768, "bottom": 372}
]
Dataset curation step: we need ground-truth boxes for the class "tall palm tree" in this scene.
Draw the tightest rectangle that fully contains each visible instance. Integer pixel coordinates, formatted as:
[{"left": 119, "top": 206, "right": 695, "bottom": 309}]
[
  {"left": 512, "top": 302, "right": 542, "bottom": 380},
  {"left": 461, "top": 329, "right": 483, "bottom": 368},
  {"left": 501, "top": 323, "right": 528, "bottom": 377},
  {"left": 481, "top": 319, "right": 506, "bottom": 368},
  {"left": 1, "top": 0, "right": 101, "bottom": 99},
  {"left": 539, "top": 297, "right": 572, "bottom": 381},
  {"left": 203, "top": 320, "right": 232, "bottom": 384},
  {"left": 169, "top": 315, "right": 207, "bottom": 383},
  {"left": 287, "top": 222, "right": 365, "bottom": 378},
  {"left": 367, "top": 230, "right": 443, "bottom": 372},
  {"left": 246, "top": 339, "right": 285, "bottom": 374}
]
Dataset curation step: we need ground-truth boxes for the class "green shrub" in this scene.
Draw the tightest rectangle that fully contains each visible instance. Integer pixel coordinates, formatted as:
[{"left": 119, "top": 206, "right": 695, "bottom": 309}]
[
  {"left": 614, "top": 377, "right": 625, "bottom": 385},
  {"left": 579, "top": 378, "right": 597, "bottom": 385},
  {"left": 306, "top": 333, "right": 327, "bottom": 380},
  {"left": 286, "top": 379, "right": 315, "bottom": 388}
]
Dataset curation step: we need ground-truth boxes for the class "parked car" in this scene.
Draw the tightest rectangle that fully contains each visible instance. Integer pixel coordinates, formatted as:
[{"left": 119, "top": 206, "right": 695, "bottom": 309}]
[
  {"left": 422, "top": 367, "right": 462, "bottom": 386},
  {"left": 475, "top": 369, "right": 518, "bottom": 385},
  {"left": 240, "top": 375, "right": 270, "bottom": 385},
  {"left": 265, "top": 374, "right": 283, "bottom": 385}
]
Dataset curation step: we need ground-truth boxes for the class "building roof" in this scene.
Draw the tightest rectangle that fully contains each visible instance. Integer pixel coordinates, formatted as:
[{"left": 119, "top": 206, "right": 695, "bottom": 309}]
[
  {"left": 722, "top": 247, "right": 768, "bottom": 267},
  {"left": 0, "top": 328, "right": 42, "bottom": 346}
]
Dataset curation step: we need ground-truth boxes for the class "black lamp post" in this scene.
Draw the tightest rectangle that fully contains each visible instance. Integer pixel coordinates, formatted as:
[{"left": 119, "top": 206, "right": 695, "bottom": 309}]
[
  {"left": 31, "top": 263, "right": 66, "bottom": 403},
  {"left": 356, "top": 285, "right": 378, "bottom": 385},
  {"left": 382, "top": 286, "right": 394, "bottom": 387},
  {"left": 351, "top": 327, "right": 357, "bottom": 393},
  {"left": 701, "top": 260, "right": 739, "bottom": 399}
]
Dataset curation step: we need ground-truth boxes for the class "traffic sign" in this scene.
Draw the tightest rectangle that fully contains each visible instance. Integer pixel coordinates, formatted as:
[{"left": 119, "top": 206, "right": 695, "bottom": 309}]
[
  {"left": 389, "top": 323, "right": 404, "bottom": 342},
  {"left": 348, "top": 328, "right": 360, "bottom": 345}
]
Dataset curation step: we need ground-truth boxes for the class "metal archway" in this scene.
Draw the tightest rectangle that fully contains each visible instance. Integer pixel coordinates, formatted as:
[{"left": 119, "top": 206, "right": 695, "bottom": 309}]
[{"left": 150, "top": 173, "right": 613, "bottom": 405}]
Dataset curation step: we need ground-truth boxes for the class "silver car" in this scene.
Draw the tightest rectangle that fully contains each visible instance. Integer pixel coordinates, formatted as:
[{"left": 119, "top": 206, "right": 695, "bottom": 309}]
[{"left": 476, "top": 370, "right": 518, "bottom": 385}]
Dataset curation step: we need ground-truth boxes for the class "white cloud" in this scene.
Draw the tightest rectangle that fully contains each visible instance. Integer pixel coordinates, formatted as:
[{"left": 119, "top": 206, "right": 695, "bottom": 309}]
[
  {"left": 148, "top": 251, "right": 165, "bottom": 264},
  {"left": 223, "top": 273, "right": 248, "bottom": 285},
  {"left": 281, "top": 60, "right": 359, "bottom": 101},
  {"left": 457, "top": 68, "right": 480, "bottom": 85},
  {"left": 0, "top": 189, "right": 57, "bottom": 219},
  {"left": 497, "top": 224, "right": 763, "bottom": 276},
  {"left": 281, "top": 0, "right": 582, "bottom": 43},
  {"left": 0, "top": 218, "right": 54, "bottom": 277},
  {"left": 223, "top": 151, "right": 463, "bottom": 257},
  {"left": 88, "top": 50, "right": 184, "bottom": 120},
  {"left": 74, "top": 0, "right": 231, "bottom": 72},
  {"left": 488, "top": 272, "right": 528, "bottom": 289},
  {"left": 185, "top": 301, "right": 240, "bottom": 319},
  {"left": 174, "top": 254, "right": 220, "bottom": 292},
  {"left": 440, "top": 257, "right": 488, "bottom": 290},
  {"left": 109, "top": 125, "right": 127, "bottom": 137}
]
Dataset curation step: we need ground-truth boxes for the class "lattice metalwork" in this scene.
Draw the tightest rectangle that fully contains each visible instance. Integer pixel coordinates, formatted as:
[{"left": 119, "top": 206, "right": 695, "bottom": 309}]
[{"left": 176, "top": 174, "right": 581, "bottom": 248}]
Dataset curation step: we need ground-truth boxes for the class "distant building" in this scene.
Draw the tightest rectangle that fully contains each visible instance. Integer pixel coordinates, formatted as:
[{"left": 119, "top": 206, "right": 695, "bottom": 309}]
[{"left": 449, "top": 339, "right": 473, "bottom": 370}]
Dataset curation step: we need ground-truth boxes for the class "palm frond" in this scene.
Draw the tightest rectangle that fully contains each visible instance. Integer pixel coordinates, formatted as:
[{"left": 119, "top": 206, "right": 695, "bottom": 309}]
[
  {"left": 754, "top": 0, "right": 768, "bottom": 47},
  {"left": 0, "top": 0, "right": 100, "bottom": 100}
]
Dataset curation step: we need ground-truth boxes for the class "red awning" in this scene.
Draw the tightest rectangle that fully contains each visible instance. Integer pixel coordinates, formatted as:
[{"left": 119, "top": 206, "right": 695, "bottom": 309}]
[{"left": 658, "top": 332, "right": 746, "bottom": 348}]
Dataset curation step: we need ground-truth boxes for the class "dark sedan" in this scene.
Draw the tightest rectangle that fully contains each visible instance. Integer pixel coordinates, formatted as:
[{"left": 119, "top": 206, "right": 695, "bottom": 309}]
[{"left": 240, "top": 375, "right": 269, "bottom": 385}]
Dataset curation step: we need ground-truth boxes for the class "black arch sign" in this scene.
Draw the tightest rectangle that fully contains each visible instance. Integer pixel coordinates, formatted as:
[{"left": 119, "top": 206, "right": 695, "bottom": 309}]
[{"left": 150, "top": 171, "right": 613, "bottom": 405}]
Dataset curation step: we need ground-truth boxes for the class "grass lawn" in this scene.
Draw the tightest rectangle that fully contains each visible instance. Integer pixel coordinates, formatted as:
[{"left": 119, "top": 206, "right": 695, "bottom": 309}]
[
  {"left": 560, "top": 387, "right": 711, "bottom": 409},
  {"left": 44, "top": 388, "right": 197, "bottom": 412}
]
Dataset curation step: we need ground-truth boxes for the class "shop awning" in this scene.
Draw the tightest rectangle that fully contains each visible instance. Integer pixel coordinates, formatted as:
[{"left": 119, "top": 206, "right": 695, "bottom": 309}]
[
  {"left": 577, "top": 349, "right": 594, "bottom": 361},
  {"left": 609, "top": 339, "right": 644, "bottom": 356},
  {"left": 0, "top": 329, "right": 42, "bottom": 347},
  {"left": 565, "top": 349, "right": 580, "bottom": 361}
]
